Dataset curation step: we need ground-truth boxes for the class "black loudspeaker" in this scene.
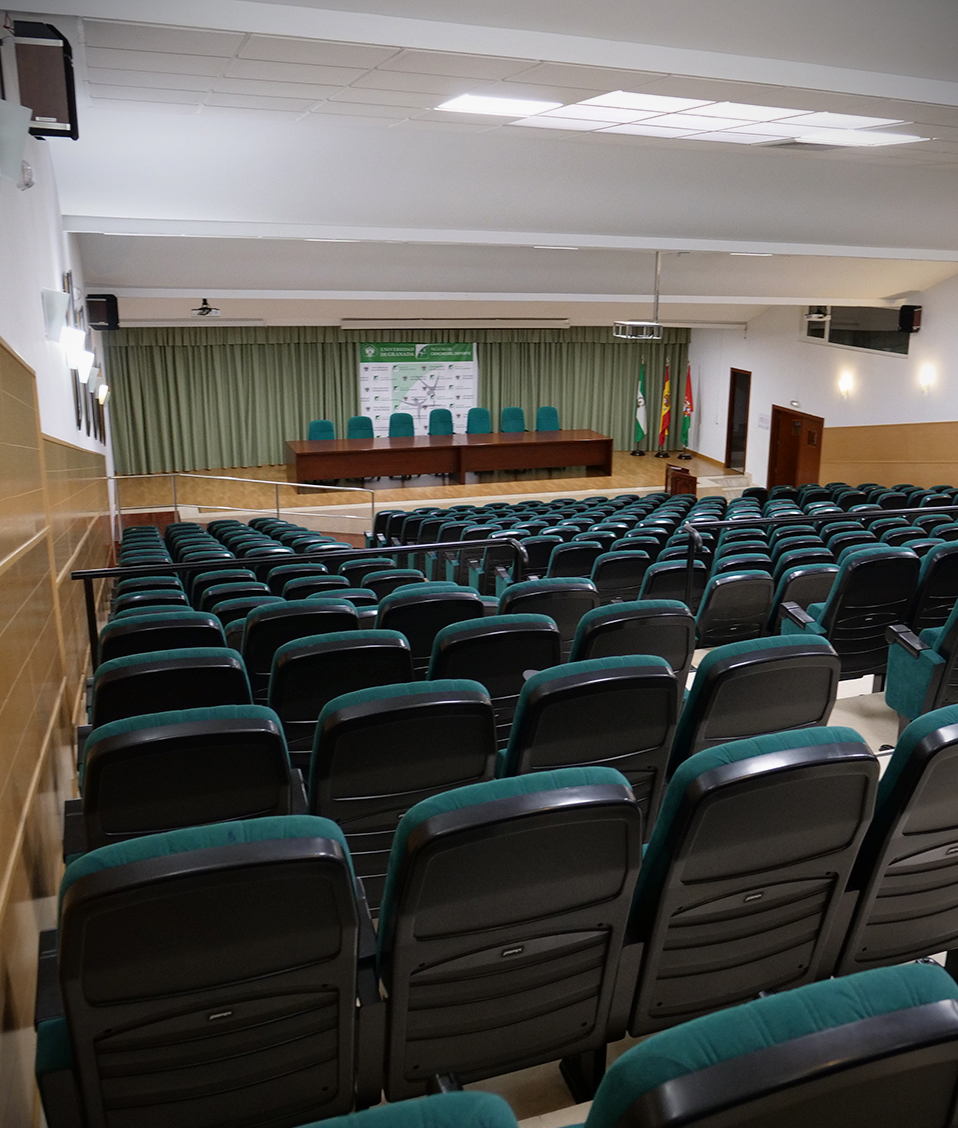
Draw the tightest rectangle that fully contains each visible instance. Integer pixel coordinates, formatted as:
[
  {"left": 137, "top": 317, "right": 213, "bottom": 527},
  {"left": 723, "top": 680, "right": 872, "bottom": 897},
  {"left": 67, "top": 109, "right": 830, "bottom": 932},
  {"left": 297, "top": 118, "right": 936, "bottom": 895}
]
[
  {"left": 12, "top": 22, "right": 79, "bottom": 140},
  {"left": 86, "top": 295, "right": 120, "bottom": 331},
  {"left": 899, "top": 304, "right": 922, "bottom": 333}
]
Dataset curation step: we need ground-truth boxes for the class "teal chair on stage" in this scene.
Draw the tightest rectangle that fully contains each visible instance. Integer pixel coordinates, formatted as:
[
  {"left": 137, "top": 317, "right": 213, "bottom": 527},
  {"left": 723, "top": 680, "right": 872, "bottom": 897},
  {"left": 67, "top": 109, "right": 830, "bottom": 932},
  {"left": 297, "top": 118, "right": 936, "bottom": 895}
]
[
  {"left": 536, "top": 405, "right": 560, "bottom": 431},
  {"left": 466, "top": 407, "right": 492, "bottom": 434},
  {"left": 347, "top": 415, "right": 374, "bottom": 440},
  {"left": 307, "top": 419, "right": 335, "bottom": 441},
  {"left": 500, "top": 406, "right": 526, "bottom": 433},
  {"left": 388, "top": 412, "right": 414, "bottom": 437},
  {"left": 428, "top": 408, "right": 454, "bottom": 435}
]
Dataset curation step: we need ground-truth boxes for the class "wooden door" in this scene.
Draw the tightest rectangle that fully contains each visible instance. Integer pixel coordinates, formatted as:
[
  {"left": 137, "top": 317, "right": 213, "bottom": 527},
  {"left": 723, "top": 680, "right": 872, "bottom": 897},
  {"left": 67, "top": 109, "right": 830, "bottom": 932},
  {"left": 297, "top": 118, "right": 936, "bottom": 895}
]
[{"left": 767, "top": 405, "right": 825, "bottom": 487}]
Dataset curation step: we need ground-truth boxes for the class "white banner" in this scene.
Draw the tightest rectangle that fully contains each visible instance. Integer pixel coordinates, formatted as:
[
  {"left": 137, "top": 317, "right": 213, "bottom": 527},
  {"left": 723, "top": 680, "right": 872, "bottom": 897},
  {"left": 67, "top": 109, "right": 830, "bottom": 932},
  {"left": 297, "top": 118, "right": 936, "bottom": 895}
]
[{"left": 359, "top": 342, "right": 478, "bottom": 437}]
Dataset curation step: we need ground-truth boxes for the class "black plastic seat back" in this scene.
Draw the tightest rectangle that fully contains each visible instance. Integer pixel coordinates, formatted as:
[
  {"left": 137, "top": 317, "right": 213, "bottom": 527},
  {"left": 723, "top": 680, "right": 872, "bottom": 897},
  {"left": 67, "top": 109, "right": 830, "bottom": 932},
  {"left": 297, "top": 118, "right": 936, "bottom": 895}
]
[
  {"left": 640, "top": 560, "right": 708, "bottom": 610},
  {"left": 91, "top": 651, "right": 252, "bottom": 727},
  {"left": 282, "top": 574, "right": 351, "bottom": 599},
  {"left": 570, "top": 600, "right": 696, "bottom": 688},
  {"left": 310, "top": 682, "right": 497, "bottom": 910},
  {"left": 768, "top": 565, "right": 838, "bottom": 632},
  {"left": 630, "top": 732, "right": 879, "bottom": 1036},
  {"left": 521, "top": 535, "right": 564, "bottom": 576},
  {"left": 696, "top": 573, "right": 775, "bottom": 647},
  {"left": 908, "top": 544, "right": 958, "bottom": 633},
  {"left": 265, "top": 563, "right": 330, "bottom": 595},
  {"left": 591, "top": 551, "right": 651, "bottom": 604},
  {"left": 377, "top": 773, "right": 643, "bottom": 1100},
  {"left": 269, "top": 631, "right": 414, "bottom": 761},
  {"left": 82, "top": 708, "right": 295, "bottom": 849},
  {"left": 377, "top": 589, "right": 486, "bottom": 673},
  {"left": 199, "top": 581, "right": 271, "bottom": 613},
  {"left": 428, "top": 616, "right": 562, "bottom": 747},
  {"left": 500, "top": 580, "right": 600, "bottom": 659},
  {"left": 59, "top": 822, "right": 361, "bottom": 1128},
  {"left": 98, "top": 613, "right": 227, "bottom": 664},
  {"left": 243, "top": 600, "right": 359, "bottom": 698}
]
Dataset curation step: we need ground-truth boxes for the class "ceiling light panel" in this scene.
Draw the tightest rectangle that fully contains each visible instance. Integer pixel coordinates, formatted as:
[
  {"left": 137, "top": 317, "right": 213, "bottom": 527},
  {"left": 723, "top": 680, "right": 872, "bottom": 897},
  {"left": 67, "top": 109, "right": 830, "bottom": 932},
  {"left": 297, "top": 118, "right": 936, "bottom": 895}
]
[
  {"left": 689, "top": 101, "right": 807, "bottom": 121},
  {"left": 782, "top": 111, "right": 905, "bottom": 128},
  {"left": 581, "top": 91, "right": 712, "bottom": 113},
  {"left": 538, "top": 104, "right": 650, "bottom": 123},
  {"left": 648, "top": 113, "right": 754, "bottom": 129},
  {"left": 513, "top": 116, "right": 599, "bottom": 130},
  {"left": 794, "top": 129, "right": 926, "bottom": 146},
  {"left": 689, "top": 131, "right": 783, "bottom": 144},
  {"left": 602, "top": 123, "right": 698, "bottom": 137},
  {"left": 438, "top": 93, "right": 562, "bottom": 116}
]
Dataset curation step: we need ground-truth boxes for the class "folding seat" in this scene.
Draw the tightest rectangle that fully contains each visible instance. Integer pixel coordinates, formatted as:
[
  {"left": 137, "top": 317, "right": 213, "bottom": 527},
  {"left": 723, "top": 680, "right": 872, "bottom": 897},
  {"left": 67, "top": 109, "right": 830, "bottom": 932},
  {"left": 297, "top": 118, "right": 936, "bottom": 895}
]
[
  {"left": 881, "top": 524, "right": 925, "bottom": 546},
  {"left": 769, "top": 535, "right": 823, "bottom": 566},
  {"left": 264, "top": 561, "right": 329, "bottom": 594},
  {"left": 836, "top": 489, "right": 869, "bottom": 510},
  {"left": 499, "top": 656, "right": 679, "bottom": 826},
  {"left": 903, "top": 537, "right": 944, "bottom": 559},
  {"left": 242, "top": 599, "right": 359, "bottom": 700},
  {"left": 363, "top": 569, "right": 427, "bottom": 599},
  {"left": 770, "top": 546, "right": 834, "bottom": 583},
  {"left": 740, "top": 486, "right": 768, "bottom": 503},
  {"left": 569, "top": 599, "right": 696, "bottom": 684},
  {"left": 638, "top": 560, "right": 708, "bottom": 610},
  {"left": 711, "top": 552, "right": 773, "bottom": 576},
  {"left": 694, "top": 571, "right": 775, "bottom": 647},
  {"left": 309, "top": 680, "right": 497, "bottom": 910},
  {"left": 377, "top": 584, "right": 486, "bottom": 674},
  {"left": 547, "top": 540, "right": 604, "bottom": 579},
  {"left": 35, "top": 816, "right": 379, "bottom": 1128},
  {"left": 500, "top": 577, "right": 600, "bottom": 660},
  {"left": 428, "top": 614, "right": 562, "bottom": 746},
  {"left": 667, "top": 635, "right": 842, "bottom": 775},
  {"left": 376, "top": 767, "right": 642, "bottom": 1101},
  {"left": 500, "top": 406, "right": 526, "bottom": 432},
  {"left": 719, "top": 525, "right": 766, "bottom": 548},
  {"left": 198, "top": 579, "right": 271, "bottom": 613},
  {"left": 113, "top": 575, "right": 183, "bottom": 598},
  {"left": 766, "top": 563, "right": 838, "bottom": 634},
  {"left": 340, "top": 556, "right": 396, "bottom": 587},
  {"left": 268, "top": 629, "right": 413, "bottom": 763},
  {"left": 867, "top": 516, "right": 910, "bottom": 539},
  {"left": 347, "top": 414, "right": 375, "bottom": 439},
  {"left": 97, "top": 610, "right": 227, "bottom": 664},
  {"left": 768, "top": 485, "right": 800, "bottom": 502},
  {"left": 590, "top": 550, "right": 651, "bottom": 604},
  {"left": 211, "top": 594, "right": 286, "bottom": 627},
  {"left": 589, "top": 962, "right": 958, "bottom": 1128},
  {"left": 575, "top": 529, "right": 618, "bottom": 554},
  {"left": 331, "top": 587, "right": 378, "bottom": 609},
  {"left": 930, "top": 521, "right": 958, "bottom": 541},
  {"left": 90, "top": 647, "right": 252, "bottom": 727},
  {"left": 466, "top": 406, "right": 492, "bottom": 433},
  {"left": 713, "top": 538, "right": 768, "bottom": 561},
  {"left": 907, "top": 542, "right": 958, "bottom": 631},
  {"left": 110, "top": 586, "right": 189, "bottom": 617},
  {"left": 626, "top": 725, "right": 878, "bottom": 1037},
  {"left": 885, "top": 601, "right": 958, "bottom": 725},
  {"left": 836, "top": 703, "right": 958, "bottom": 976},
  {"left": 283, "top": 573, "right": 351, "bottom": 599},
  {"left": 67, "top": 704, "right": 305, "bottom": 858},
  {"left": 827, "top": 530, "right": 878, "bottom": 556},
  {"left": 781, "top": 545, "right": 920, "bottom": 681},
  {"left": 368, "top": 508, "right": 402, "bottom": 548}
]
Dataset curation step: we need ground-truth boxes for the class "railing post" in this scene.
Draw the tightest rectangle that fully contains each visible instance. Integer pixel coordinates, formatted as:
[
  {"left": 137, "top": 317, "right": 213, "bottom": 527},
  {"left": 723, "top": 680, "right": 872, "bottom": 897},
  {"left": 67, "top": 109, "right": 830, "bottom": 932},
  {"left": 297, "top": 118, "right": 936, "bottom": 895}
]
[
  {"left": 84, "top": 576, "right": 99, "bottom": 671},
  {"left": 275, "top": 480, "right": 280, "bottom": 519},
  {"left": 171, "top": 474, "right": 179, "bottom": 522}
]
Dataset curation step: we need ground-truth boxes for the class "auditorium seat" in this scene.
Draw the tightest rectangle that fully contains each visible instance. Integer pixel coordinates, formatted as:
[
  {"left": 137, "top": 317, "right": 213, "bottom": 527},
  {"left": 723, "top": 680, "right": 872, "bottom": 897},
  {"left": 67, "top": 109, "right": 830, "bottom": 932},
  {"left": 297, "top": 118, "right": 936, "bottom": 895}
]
[
  {"left": 309, "top": 680, "right": 497, "bottom": 911},
  {"left": 265, "top": 562, "right": 330, "bottom": 595},
  {"left": 35, "top": 816, "right": 379, "bottom": 1128},
  {"left": 307, "top": 418, "right": 336, "bottom": 440},
  {"left": 638, "top": 559, "right": 708, "bottom": 609},
  {"left": 466, "top": 406, "right": 492, "bottom": 433},
  {"left": 547, "top": 540, "right": 604, "bottom": 578},
  {"left": 629, "top": 726, "right": 878, "bottom": 1036},
  {"left": 347, "top": 415, "right": 375, "bottom": 439},
  {"left": 98, "top": 610, "right": 226, "bottom": 663},
  {"left": 499, "top": 577, "right": 600, "bottom": 659},
  {"left": 536, "top": 405, "right": 560, "bottom": 431},
  {"left": 210, "top": 594, "right": 285, "bottom": 626},
  {"left": 377, "top": 584, "right": 486, "bottom": 674},
  {"left": 569, "top": 600, "right": 696, "bottom": 687},
  {"left": 767, "top": 563, "right": 839, "bottom": 634},
  {"left": 90, "top": 647, "right": 252, "bottom": 727},
  {"left": 499, "top": 656, "right": 679, "bottom": 830},
  {"left": 242, "top": 600, "right": 360, "bottom": 701},
  {"left": 112, "top": 588, "right": 190, "bottom": 616},
  {"left": 339, "top": 556, "right": 396, "bottom": 587},
  {"left": 269, "top": 630, "right": 413, "bottom": 762},
  {"left": 67, "top": 705, "right": 303, "bottom": 857},
  {"left": 590, "top": 550, "right": 651, "bottom": 603},
  {"left": 695, "top": 571, "right": 775, "bottom": 647},
  {"left": 363, "top": 569, "right": 427, "bottom": 599},
  {"left": 283, "top": 574, "right": 351, "bottom": 598},
  {"left": 667, "top": 635, "right": 842, "bottom": 775},
  {"left": 590, "top": 962, "right": 958, "bottom": 1128},
  {"left": 198, "top": 580, "right": 271, "bottom": 613},
  {"left": 781, "top": 545, "right": 920, "bottom": 681},
  {"left": 906, "top": 541, "right": 958, "bottom": 632},
  {"left": 427, "top": 614, "right": 561, "bottom": 747},
  {"left": 376, "top": 768, "right": 642, "bottom": 1100},
  {"left": 499, "top": 406, "right": 526, "bottom": 432},
  {"left": 113, "top": 575, "right": 183, "bottom": 598},
  {"left": 885, "top": 602, "right": 958, "bottom": 724}
]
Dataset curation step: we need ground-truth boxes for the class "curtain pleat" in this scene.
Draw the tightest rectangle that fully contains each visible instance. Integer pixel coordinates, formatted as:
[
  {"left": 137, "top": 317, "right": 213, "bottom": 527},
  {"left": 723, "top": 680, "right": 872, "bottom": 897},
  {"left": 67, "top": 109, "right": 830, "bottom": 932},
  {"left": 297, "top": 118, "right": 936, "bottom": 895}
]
[{"left": 105, "top": 326, "right": 689, "bottom": 474}]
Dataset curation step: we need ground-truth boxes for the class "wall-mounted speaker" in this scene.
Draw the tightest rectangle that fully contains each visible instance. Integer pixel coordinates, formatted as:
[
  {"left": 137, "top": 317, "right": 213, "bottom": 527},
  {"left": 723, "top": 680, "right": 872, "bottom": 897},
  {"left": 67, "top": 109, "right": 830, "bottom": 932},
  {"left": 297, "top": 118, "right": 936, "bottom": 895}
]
[
  {"left": 86, "top": 294, "right": 120, "bottom": 331},
  {"left": 899, "top": 305, "right": 922, "bottom": 333},
  {"left": 11, "top": 22, "right": 78, "bottom": 139}
]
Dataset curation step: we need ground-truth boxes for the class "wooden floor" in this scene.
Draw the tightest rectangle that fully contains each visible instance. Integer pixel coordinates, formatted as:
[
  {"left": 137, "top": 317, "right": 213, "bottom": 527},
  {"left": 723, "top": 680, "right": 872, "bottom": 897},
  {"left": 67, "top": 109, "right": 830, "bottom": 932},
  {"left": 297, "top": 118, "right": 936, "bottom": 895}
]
[{"left": 115, "top": 450, "right": 730, "bottom": 513}]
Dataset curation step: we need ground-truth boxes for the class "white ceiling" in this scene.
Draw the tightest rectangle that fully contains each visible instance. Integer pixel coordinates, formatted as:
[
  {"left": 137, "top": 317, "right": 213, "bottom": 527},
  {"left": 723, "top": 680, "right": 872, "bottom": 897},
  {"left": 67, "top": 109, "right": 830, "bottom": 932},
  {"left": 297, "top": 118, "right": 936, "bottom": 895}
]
[{"left": 17, "top": 0, "right": 958, "bottom": 325}]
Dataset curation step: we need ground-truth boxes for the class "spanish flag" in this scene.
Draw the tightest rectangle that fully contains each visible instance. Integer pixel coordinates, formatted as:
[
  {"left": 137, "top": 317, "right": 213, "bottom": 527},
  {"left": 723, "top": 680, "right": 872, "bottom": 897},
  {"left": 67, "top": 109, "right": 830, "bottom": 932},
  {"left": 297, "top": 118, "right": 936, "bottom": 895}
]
[{"left": 658, "top": 360, "right": 671, "bottom": 449}]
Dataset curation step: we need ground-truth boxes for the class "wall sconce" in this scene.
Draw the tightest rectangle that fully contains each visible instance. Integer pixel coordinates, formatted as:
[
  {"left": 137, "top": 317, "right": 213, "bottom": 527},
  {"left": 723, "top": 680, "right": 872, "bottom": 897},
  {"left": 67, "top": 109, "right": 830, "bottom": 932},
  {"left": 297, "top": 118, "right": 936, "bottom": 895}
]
[
  {"left": 59, "top": 325, "right": 86, "bottom": 368},
  {"left": 77, "top": 351, "right": 96, "bottom": 384},
  {"left": 919, "top": 364, "right": 935, "bottom": 393},
  {"left": 97, "top": 382, "right": 110, "bottom": 405},
  {"left": 837, "top": 371, "right": 853, "bottom": 398}
]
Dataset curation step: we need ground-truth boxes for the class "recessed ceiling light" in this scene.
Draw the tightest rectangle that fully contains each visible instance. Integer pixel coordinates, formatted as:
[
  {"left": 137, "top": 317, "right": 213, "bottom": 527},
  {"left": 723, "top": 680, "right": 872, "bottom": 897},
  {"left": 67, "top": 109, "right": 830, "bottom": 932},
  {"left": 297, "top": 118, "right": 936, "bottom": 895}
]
[
  {"left": 533, "top": 245, "right": 579, "bottom": 250},
  {"left": 690, "top": 101, "right": 808, "bottom": 121},
  {"left": 647, "top": 113, "right": 753, "bottom": 130},
  {"left": 727, "top": 121, "right": 829, "bottom": 139},
  {"left": 581, "top": 91, "right": 712, "bottom": 113},
  {"left": 601, "top": 123, "right": 698, "bottom": 137},
  {"left": 513, "top": 116, "right": 598, "bottom": 131},
  {"left": 730, "top": 252, "right": 774, "bottom": 256},
  {"left": 539, "top": 104, "right": 652, "bottom": 124},
  {"left": 690, "top": 131, "right": 784, "bottom": 144},
  {"left": 795, "top": 129, "right": 926, "bottom": 146},
  {"left": 437, "top": 94, "right": 563, "bottom": 117},
  {"left": 780, "top": 111, "right": 905, "bottom": 129}
]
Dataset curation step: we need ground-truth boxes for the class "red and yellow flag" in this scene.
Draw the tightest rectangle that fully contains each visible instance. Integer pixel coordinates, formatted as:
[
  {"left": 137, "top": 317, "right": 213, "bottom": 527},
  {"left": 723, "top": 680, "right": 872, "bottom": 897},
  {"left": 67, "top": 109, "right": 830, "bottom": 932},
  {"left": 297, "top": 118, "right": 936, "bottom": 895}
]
[{"left": 658, "top": 361, "right": 671, "bottom": 449}]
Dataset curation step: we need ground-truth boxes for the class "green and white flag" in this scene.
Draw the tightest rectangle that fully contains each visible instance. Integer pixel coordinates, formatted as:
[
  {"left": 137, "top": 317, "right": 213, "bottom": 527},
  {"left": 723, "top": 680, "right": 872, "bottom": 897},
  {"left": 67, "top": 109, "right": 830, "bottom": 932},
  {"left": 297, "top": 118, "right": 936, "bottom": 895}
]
[{"left": 634, "top": 361, "right": 648, "bottom": 446}]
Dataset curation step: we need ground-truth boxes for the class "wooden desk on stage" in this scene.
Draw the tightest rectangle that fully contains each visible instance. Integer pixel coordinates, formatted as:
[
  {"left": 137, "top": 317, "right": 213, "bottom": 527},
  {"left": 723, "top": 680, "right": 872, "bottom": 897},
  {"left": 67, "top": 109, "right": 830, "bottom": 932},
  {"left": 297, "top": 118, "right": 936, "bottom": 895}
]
[{"left": 285, "top": 429, "right": 613, "bottom": 487}]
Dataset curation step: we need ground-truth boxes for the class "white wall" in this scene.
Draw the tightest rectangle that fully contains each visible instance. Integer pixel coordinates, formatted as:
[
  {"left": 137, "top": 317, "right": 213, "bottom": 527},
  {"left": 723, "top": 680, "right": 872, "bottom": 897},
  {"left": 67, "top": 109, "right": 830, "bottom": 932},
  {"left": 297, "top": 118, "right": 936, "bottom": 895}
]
[
  {"left": 0, "top": 135, "right": 106, "bottom": 453},
  {"left": 688, "top": 271, "right": 958, "bottom": 485}
]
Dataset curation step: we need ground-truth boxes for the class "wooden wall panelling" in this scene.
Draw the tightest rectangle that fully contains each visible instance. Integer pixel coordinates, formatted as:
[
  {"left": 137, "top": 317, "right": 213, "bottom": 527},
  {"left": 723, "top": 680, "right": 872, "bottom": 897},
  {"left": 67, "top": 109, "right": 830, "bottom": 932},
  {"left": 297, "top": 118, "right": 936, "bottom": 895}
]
[{"left": 820, "top": 420, "right": 958, "bottom": 488}]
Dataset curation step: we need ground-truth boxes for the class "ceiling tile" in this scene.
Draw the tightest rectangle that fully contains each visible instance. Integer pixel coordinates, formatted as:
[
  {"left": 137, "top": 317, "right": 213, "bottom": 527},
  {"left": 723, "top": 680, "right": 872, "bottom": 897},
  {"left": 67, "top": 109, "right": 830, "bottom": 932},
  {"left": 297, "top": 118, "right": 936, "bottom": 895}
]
[
  {"left": 329, "top": 88, "right": 438, "bottom": 109},
  {"left": 85, "top": 68, "right": 214, "bottom": 91},
  {"left": 85, "top": 46, "right": 227, "bottom": 76},
  {"left": 508, "top": 62, "right": 666, "bottom": 89},
  {"left": 391, "top": 119, "right": 494, "bottom": 133},
  {"left": 470, "top": 81, "right": 605, "bottom": 103},
  {"left": 87, "top": 85, "right": 205, "bottom": 104},
  {"left": 82, "top": 20, "right": 244, "bottom": 57},
  {"left": 350, "top": 70, "right": 488, "bottom": 95},
  {"left": 211, "top": 77, "right": 345, "bottom": 99},
  {"left": 225, "top": 59, "right": 368, "bottom": 84},
  {"left": 205, "top": 93, "right": 317, "bottom": 112},
  {"left": 238, "top": 36, "right": 399, "bottom": 69},
  {"left": 311, "top": 102, "right": 411, "bottom": 119},
  {"left": 375, "top": 50, "right": 535, "bottom": 79},
  {"left": 510, "top": 117, "right": 599, "bottom": 131}
]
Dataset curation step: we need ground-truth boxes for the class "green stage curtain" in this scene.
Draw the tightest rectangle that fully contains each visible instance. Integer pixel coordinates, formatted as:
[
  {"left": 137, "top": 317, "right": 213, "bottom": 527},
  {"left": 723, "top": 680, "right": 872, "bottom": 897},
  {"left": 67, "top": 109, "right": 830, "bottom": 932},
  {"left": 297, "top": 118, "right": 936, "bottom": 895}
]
[{"left": 104, "top": 326, "right": 690, "bottom": 475}]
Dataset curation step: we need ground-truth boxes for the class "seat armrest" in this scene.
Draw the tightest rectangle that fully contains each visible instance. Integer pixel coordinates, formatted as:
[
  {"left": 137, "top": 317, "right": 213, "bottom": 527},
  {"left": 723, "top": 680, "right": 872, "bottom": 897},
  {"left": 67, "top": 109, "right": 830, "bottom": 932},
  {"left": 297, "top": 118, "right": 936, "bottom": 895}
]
[
  {"left": 289, "top": 770, "right": 308, "bottom": 814},
  {"left": 781, "top": 601, "right": 814, "bottom": 627},
  {"left": 35, "top": 930, "right": 62, "bottom": 1028},
  {"left": 886, "top": 623, "right": 928, "bottom": 657},
  {"left": 62, "top": 801, "right": 85, "bottom": 864}
]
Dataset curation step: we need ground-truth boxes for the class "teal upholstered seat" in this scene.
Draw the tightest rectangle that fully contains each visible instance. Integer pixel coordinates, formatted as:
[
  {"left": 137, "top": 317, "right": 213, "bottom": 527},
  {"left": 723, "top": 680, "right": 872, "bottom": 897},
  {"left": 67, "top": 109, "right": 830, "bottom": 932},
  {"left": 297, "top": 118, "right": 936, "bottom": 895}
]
[
  {"left": 629, "top": 725, "right": 878, "bottom": 1036},
  {"left": 536, "top": 405, "right": 560, "bottom": 431},
  {"left": 98, "top": 609, "right": 226, "bottom": 662},
  {"left": 347, "top": 415, "right": 375, "bottom": 439},
  {"left": 569, "top": 599, "right": 695, "bottom": 684},
  {"left": 466, "top": 407, "right": 492, "bottom": 433},
  {"left": 308, "top": 418, "right": 335, "bottom": 440},
  {"left": 428, "top": 408, "right": 453, "bottom": 435},
  {"left": 885, "top": 597, "right": 958, "bottom": 721},
  {"left": 389, "top": 412, "right": 415, "bottom": 437},
  {"left": 587, "top": 962, "right": 958, "bottom": 1128},
  {"left": 694, "top": 570, "right": 774, "bottom": 647},
  {"left": 295, "top": 1091, "right": 519, "bottom": 1128},
  {"left": 500, "top": 406, "right": 526, "bottom": 432}
]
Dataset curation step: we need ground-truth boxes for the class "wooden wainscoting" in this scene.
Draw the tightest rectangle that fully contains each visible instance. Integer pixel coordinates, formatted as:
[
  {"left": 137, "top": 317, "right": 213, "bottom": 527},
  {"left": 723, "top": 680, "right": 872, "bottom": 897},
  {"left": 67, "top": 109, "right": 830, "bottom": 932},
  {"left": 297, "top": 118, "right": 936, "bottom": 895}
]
[
  {"left": 820, "top": 420, "right": 958, "bottom": 489},
  {"left": 0, "top": 337, "right": 109, "bottom": 1128}
]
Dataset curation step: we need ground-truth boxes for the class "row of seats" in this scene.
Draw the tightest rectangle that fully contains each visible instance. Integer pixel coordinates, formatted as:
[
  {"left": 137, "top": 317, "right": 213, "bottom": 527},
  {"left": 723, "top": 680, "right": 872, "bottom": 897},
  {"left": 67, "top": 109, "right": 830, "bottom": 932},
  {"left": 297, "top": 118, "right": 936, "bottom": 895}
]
[
  {"left": 38, "top": 710, "right": 958, "bottom": 1127},
  {"left": 308, "top": 405, "right": 561, "bottom": 441}
]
